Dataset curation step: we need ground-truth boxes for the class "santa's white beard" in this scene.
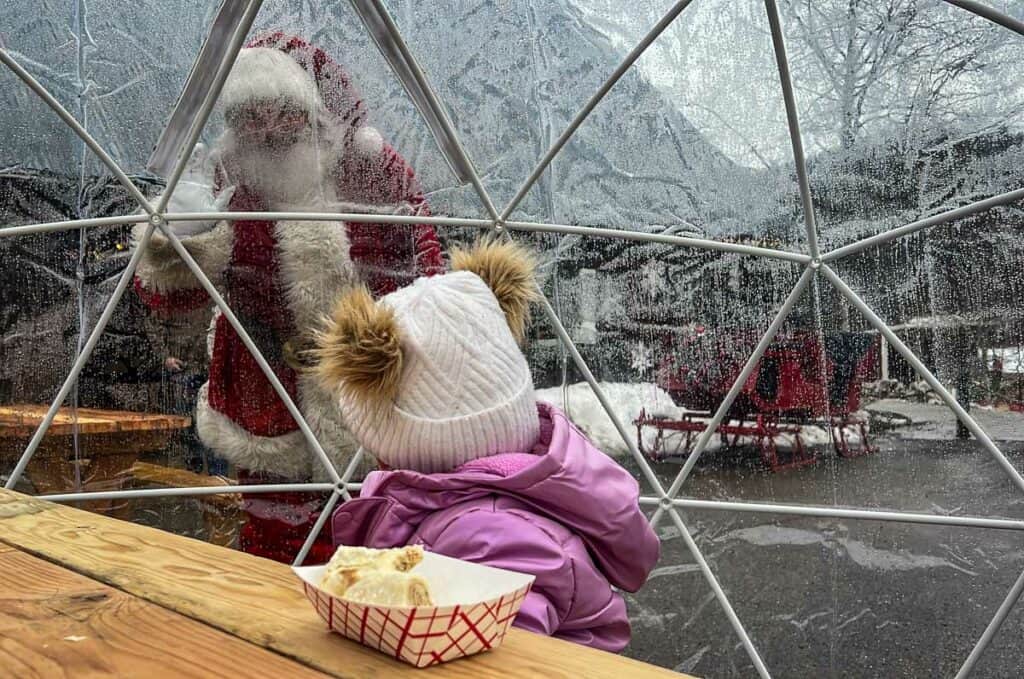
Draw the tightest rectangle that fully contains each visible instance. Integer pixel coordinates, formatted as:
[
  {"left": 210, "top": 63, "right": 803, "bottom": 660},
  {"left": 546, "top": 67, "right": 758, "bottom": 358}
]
[{"left": 218, "top": 131, "right": 340, "bottom": 210}]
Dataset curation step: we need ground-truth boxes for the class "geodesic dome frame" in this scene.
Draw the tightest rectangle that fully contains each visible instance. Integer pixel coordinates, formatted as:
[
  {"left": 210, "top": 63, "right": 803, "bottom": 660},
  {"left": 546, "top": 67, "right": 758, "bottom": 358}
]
[{"left": 3, "top": 0, "right": 1024, "bottom": 675}]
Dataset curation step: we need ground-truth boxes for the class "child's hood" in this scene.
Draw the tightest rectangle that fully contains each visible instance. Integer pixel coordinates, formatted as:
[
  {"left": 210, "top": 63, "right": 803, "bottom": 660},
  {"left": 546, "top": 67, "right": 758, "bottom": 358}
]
[{"left": 337, "top": 402, "right": 660, "bottom": 592}]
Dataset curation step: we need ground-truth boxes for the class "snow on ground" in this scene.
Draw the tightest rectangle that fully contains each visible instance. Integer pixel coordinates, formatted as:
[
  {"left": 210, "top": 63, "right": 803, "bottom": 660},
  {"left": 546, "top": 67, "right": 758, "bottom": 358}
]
[
  {"left": 866, "top": 399, "right": 1024, "bottom": 441},
  {"left": 535, "top": 381, "right": 866, "bottom": 458},
  {"left": 535, "top": 382, "right": 682, "bottom": 458}
]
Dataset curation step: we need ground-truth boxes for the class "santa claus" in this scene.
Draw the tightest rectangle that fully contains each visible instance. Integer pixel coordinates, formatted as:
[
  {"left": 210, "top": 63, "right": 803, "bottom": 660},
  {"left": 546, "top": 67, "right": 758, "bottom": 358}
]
[{"left": 132, "top": 33, "right": 444, "bottom": 563}]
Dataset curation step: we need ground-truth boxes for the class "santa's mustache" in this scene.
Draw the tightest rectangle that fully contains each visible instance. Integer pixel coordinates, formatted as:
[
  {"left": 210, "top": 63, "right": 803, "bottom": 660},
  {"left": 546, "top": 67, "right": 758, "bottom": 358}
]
[{"left": 215, "top": 129, "right": 423, "bottom": 216}]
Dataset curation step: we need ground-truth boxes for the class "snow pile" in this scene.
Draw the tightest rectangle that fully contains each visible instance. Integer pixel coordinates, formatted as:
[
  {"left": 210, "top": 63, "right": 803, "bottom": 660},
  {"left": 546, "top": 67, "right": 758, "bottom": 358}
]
[
  {"left": 535, "top": 382, "right": 871, "bottom": 459},
  {"left": 535, "top": 382, "right": 682, "bottom": 458},
  {"left": 863, "top": 379, "right": 943, "bottom": 404}
]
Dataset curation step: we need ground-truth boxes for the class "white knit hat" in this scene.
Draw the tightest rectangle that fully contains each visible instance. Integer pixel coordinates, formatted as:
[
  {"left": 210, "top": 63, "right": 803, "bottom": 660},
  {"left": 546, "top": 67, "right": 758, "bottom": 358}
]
[{"left": 315, "top": 240, "right": 541, "bottom": 473}]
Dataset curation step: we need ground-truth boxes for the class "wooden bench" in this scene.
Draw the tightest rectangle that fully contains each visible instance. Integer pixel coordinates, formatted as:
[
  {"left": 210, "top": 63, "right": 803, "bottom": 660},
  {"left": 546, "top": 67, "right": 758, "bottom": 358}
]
[
  {"left": 127, "top": 461, "right": 243, "bottom": 548},
  {"left": 0, "top": 489, "right": 691, "bottom": 678}
]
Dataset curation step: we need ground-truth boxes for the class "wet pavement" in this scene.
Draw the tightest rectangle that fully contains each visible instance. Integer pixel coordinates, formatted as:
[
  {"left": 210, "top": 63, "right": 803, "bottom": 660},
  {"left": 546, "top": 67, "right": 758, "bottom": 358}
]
[{"left": 620, "top": 433, "right": 1024, "bottom": 678}]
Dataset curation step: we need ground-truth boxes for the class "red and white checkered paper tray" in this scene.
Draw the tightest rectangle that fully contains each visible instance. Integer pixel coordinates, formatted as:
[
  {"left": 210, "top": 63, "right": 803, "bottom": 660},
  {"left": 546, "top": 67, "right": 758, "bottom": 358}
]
[{"left": 294, "top": 551, "right": 535, "bottom": 668}]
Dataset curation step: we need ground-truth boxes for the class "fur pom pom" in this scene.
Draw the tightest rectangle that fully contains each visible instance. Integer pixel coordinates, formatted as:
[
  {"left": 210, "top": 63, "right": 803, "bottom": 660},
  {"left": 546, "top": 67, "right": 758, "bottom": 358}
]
[
  {"left": 313, "top": 286, "right": 403, "bottom": 409},
  {"left": 451, "top": 238, "right": 539, "bottom": 343},
  {"left": 352, "top": 125, "right": 384, "bottom": 157}
]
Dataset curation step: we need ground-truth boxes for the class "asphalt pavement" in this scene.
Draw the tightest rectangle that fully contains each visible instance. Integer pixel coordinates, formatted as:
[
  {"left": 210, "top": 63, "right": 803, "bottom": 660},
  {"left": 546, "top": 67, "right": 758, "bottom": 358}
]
[{"left": 621, "top": 433, "right": 1024, "bottom": 678}]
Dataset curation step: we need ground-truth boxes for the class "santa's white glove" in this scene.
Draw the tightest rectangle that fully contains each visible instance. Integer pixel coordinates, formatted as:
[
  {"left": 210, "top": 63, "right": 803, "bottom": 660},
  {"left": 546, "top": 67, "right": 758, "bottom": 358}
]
[{"left": 163, "top": 144, "right": 235, "bottom": 238}]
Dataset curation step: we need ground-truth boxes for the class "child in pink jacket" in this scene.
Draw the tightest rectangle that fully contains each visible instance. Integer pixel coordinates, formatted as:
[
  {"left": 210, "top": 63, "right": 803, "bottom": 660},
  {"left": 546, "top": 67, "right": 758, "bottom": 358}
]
[{"left": 314, "top": 240, "right": 659, "bottom": 652}]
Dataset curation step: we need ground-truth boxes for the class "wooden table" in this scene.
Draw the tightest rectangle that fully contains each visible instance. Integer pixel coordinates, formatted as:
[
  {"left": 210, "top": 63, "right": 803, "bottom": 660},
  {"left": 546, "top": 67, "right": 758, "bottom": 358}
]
[
  {"left": 0, "top": 405, "right": 191, "bottom": 513},
  {"left": 0, "top": 489, "right": 691, "bottom": 678}
]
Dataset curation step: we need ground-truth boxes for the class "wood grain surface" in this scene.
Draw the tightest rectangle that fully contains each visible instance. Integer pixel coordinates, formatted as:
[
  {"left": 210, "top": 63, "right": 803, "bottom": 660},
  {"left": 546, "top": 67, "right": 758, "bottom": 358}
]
[
  {"left": 0, "top": 490, "right": 688, "bottom": 678},
  {"left": 0, "top": 547, "right": 329, "bottom": 678},
  {"left": 0, "top": 407, "right": 193, "bottom": 513},
  {"left": 0, "top": 405, "right": 191, "bottom": 438}
]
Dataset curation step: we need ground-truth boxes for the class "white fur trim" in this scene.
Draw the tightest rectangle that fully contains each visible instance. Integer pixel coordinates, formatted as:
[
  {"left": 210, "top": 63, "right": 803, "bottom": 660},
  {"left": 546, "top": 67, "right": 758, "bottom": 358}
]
[
  {"left": 217, "top": 133, "right": 341, "bottom": 211},
  {"left": 221, "top": 47, "right": 320, "bottom": 114},
  {"left": 134, "top": 220, "right": 232, "bottom": 295},
  {"left": 352, "top": 125, "right": 384, "bottom": 157},
  {"left": 194, "top": 377, "right": 370, "bottom": 481},
  {"left": 274, "top": 220, "right": 358, "bottom": 333},
  {"left": 195, "top": 382, "right": 312, "bottom": 479}
]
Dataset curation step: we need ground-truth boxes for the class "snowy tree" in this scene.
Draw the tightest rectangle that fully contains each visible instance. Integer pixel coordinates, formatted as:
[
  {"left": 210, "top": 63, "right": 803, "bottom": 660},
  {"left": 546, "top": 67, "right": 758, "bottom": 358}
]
[{"left": 781, "top": 0, "right": 1024, "bottom": 152}]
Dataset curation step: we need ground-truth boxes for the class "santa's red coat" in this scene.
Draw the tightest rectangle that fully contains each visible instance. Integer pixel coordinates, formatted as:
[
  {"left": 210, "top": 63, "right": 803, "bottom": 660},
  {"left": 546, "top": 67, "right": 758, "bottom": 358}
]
[
  {"left": 136, "top": 147, "right": 444, "bottom": 436},
  {"left": 135, "top": 146, "right": 443, "bottom": 564},
  {"left": 133, "top": 36, "right": 444, "bottom": 564}
]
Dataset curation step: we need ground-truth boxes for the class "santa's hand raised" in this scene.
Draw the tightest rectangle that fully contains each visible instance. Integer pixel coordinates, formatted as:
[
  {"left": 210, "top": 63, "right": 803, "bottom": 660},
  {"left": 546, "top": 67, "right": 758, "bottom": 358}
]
[{"left": 164, "top": 144, "right": 236, "bottom": 238}]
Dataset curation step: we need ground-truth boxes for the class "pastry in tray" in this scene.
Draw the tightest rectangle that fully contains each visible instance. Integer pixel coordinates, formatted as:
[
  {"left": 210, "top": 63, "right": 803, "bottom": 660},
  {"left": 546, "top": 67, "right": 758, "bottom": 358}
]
[
  {"left": 342, "top": 570, "right": 433, "bottom": 606},
  {"left": 325, "top": 545, "right": 424, "bottom": 573},
  {"left": 319, "top": 545, "right": 433, "bottom": 606}
]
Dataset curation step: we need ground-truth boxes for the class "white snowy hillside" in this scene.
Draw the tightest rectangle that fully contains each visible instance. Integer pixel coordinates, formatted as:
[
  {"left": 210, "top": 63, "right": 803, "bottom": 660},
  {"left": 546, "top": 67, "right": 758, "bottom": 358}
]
[{"left": 0, "top": 0, "right": 780, "bottom": 234}]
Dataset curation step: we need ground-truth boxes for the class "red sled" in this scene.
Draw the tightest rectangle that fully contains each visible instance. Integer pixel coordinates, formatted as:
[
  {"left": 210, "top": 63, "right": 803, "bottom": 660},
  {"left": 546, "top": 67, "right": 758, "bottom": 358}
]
[{"left": 635, "top": 331, "right": 877, "bottom": 472}]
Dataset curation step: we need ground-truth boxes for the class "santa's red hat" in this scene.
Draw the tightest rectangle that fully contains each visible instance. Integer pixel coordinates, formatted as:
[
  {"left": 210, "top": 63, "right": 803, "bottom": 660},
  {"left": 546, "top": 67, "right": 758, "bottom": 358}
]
[{"left": 220, "top": 32, "right": 383, "bottom": 157}]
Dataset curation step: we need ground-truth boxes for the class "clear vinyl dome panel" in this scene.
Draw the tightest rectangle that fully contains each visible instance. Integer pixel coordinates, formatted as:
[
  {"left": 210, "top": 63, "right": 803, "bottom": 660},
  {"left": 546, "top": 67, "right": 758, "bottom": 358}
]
[
  {"left": 541, "top": 0, "right": 806, "bottom": 247},
  {"left": 790, "top": 0, "right": 1024, "bottom": 225},
  {"left": 393, "top": 0, "right": 807, "bottom": 245},
  {"left": 628, "top": 510, "right": 1024, "bottom": 678},
  {"left": 241, "top": 0, "right": 489, "bottom": 218},
  {"left": 828, "top": 204, "right": 1024, "bottom": 518},
  {"left": 1, "top": 0, "right": 226, "bottom": 539},
  {"left": 4, "top": 0, "right": 1024, "bottom": 676},
  {"left": 795, "top": 0, "right": 1024, "bottom": 518},
  {"left": 0, "top": 1, "right": 219, "bottom": 174}
]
